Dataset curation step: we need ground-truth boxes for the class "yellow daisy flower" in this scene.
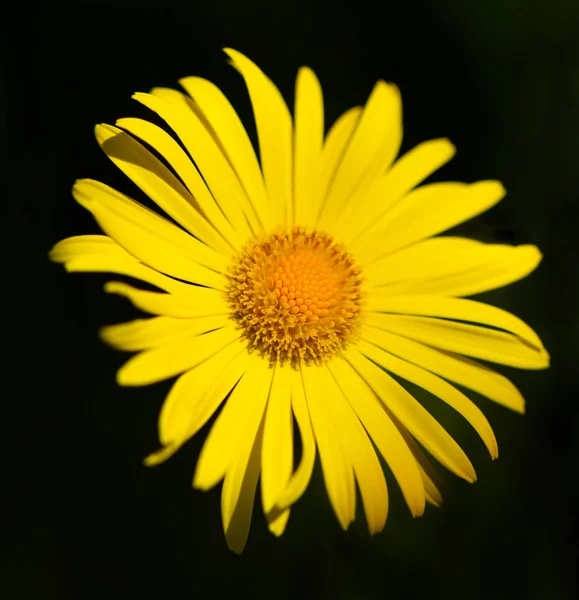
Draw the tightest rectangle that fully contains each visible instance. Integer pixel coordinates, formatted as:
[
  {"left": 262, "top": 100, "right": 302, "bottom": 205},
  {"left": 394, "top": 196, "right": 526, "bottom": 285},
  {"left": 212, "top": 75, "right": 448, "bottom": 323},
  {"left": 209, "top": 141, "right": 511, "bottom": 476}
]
[{"left": 50, "top": 49, "right": 549, "bottom": 553}]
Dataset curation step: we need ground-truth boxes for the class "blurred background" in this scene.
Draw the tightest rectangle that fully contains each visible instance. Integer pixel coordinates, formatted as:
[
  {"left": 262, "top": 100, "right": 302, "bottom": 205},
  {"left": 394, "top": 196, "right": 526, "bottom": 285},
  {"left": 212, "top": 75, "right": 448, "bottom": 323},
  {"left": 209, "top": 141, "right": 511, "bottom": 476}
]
[{"left": 2, "top": 0, "right": 577, "bottom": 597}]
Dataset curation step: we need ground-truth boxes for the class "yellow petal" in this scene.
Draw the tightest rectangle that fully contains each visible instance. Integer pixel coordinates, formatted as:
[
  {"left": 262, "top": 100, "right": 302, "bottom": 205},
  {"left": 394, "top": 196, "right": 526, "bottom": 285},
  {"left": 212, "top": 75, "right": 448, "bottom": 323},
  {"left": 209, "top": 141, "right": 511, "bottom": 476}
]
[
  {"left": 178, "top": 76, "right": 274, "bottom": 231},
  {"left": 353, "top": 181, "right": 506, "bottom": 264},
  {"left": 328, "top": 358, "right": 425, "bottom": 517},
  {"left": 319, "top": 81, "right": 402, "bottom": 230},
  {"left": 103, "top": 281, "right": 229, "bottom": 318},
  {"left": 395, "top": 423, "right": 444, "bottom": 507},
  {"left": 116, "top": 325, "right": 240, "bottom": 386},
  {"left": 275, "top": 368, "right": 316, "bottom": 510},
  {"left": 149, "top": 86, "right": 191, "bottom": 106},
  {"left": 100, "top": 314, "right": 230, "bottom": 351},
  {"left": 115, "top": 117, "right": 240, "bottom": 253},
  {"left": 147, "top": 86, "right": 232, "bottom": 155},
  {"left": 321, "top": 366, "right": 388, "bottom": 535},
  {"left": 50, "top": 235, "right": 201, "bottom": 294},
  {"left": 364, "top": 236, "right": 542, "bottom": 297},
  {"left": 261, "top": 364, "right": 293, "bottom": 535},
  {"left": 346, "top": 346, "right": 476, "bottom": 482},
  {"left": 73, "top": 179, "right": 227, "bottom": 290},
  {"left": 94, "top": 124, "right": 232, "bottom": 259},
  {"left": 50, "top": 235, "right": 127, "bottom": 261},
  {"left": 144, "top": 88, "right": 262, "bottom": 235},
  {"left": 75, "top": 172, "right": 226, "bottom": 278},
  {"left": 148, "top": 87, "right": 222, "bottom": 138},
  {"left": 221, "top": 417, "right": 264, "bottom": 554},
  {"left": 158, "top": 341, "right": 249, "bottom": 446},
  {"left": 266, "top": 508, "right": 291, "bottom": 538},
  {"left": 357, "top": 326, "right": 525, "bottom": 413},
  {"left": 361, "top": 328, "right": 498, "bottom": 459},
  {"left": 308, "top": 107, "right": 362, "bottom": 226},
  {"left": 224, "top": 48, "right": 293, "bottom": 226},
  {"left": 366, "top": 295, "right": 545, "bottom": 350},
  {"left": 364, "top": 313, "right": 549, "bottom": 370},
  {"left": 333, "top": 138, "right": 456, "bottom": 244},
  {"left": 293, "top": 66, "right": 324, "bottom": 227},
  {"left": 193, "top": 357, "right": 273, "bottom": 491},
  {"left": 49, "top": 235, "right": 138, "bottom": 270},
  {"left": 132, "top": 92, "right": 256, "bottom": 241},
  {"left": 144, "top": 341, "right": 251, "bottom": 464},
  {"left": 301, "top": 365, "right": 356, "bottom": 530}
]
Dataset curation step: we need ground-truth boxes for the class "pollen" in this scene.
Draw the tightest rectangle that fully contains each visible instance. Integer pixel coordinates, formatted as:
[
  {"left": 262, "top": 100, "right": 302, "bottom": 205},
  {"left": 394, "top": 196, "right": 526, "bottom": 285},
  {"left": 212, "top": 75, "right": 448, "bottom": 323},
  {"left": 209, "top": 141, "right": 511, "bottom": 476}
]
[{"left": 227, "top": 228, "right": 364, "bottom": 367}]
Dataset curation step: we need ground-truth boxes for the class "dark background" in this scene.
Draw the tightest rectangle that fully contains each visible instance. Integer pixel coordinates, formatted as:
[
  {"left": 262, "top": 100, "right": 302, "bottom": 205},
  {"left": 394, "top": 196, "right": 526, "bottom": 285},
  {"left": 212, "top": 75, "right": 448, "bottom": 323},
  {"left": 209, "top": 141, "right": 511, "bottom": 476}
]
[{"left": 2, "top": 0, "right": 577, "bottom": 598}]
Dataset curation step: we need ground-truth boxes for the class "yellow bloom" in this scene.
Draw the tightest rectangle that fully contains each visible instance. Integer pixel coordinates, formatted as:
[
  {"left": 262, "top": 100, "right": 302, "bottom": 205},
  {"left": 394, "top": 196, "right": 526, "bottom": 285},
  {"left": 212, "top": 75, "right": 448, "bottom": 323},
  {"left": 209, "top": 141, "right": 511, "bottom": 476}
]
[{"left": 50, "top": 49, "right": 549, "bottom": 553}]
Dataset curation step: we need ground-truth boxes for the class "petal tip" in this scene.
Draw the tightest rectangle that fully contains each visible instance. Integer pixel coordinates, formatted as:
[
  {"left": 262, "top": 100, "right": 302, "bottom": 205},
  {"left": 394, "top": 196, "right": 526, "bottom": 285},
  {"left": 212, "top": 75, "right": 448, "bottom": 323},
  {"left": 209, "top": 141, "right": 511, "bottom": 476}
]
[
  {"left": 532, "top": 246, "right": 544, "bottom": 262},
  {"left": 115, "top": 367, "right": 130, "bottom": 387},
  {"left": 115, "top": 354, "right": 148, "bottom": 387},
  {"left": 225, "top": 535, "right": 247, "bottom": 555},
  {"left": 470, "top": 179, "right": 507, "bottom": 203},
  {"left": 491, "top": 180, "right": 507, "bottom": 200},
  {"left": 98, "top": 326, "right": 112, "bottom": 345},
  {"left": 177, "top": 75, "right": 199, "bottom": 89},
  {"left": 192, "top": 467, "right": 218, "bottom": 492},
  {"left": 48, "top": 244, "right": 62, "bottom": 263},
  {"left": 542, "top": 349, "right": 551, "bottom": 368},
  {"left": 71, "top": 179, "right": 93, "bottom": 204},
  {"left": 103, "top": 281, "right": 124, "bottom": 296},
  {"left": 440, "top": 137, "right": 457, "bottom": 157},
  {"left": 94, "top": 123, "right": 120, "bottom": 145},
  {"left": 191, "top": 473, "right": 204, "bottom": 490},
  {"left": 267, "top": 511, "right": 290, "bottom": 537},
  {"left": 222, "top": 47, "right": 244, "bottom": 66},
  {"left": 223, "top": 48, "right": 253, "bottom": 75},
  {"left": 410, "top": 501, "right": 426, "bottom": 519},
  {"left": 144, "top": 441, "right": 181, "bottom": 466},
  {"left": 296, "top": 65, "right": 316, "bottom": 80},
  {"left": 131, "top": 91, "right": 150, "bottom": 104},
  {"left": 142, "top": 455, "right": 157, "bottom": 467},
  {"left": 459, "top": 463, "right": 477, "bottom": 484},
  {"left": 222, "top": 47, "right": 238, "bottom": 58}
]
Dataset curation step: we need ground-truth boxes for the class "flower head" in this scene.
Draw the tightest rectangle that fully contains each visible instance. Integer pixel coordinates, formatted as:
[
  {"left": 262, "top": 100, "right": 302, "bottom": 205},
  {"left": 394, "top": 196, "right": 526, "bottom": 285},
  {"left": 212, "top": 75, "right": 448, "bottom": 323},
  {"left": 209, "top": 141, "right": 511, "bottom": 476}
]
[
  {"left": 228, "top": 228, "right": 364, "bottom": 366},
  {"left": 50, "top": 49, "right": 549, "bottom": 553}
]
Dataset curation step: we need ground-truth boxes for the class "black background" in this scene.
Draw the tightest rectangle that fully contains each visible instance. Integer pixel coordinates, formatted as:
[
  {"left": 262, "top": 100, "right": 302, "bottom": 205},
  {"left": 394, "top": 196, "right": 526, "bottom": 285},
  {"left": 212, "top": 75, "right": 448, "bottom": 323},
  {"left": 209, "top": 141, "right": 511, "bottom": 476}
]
[{"left": 2, "top": 0, "right": 577, "bottom": 598}]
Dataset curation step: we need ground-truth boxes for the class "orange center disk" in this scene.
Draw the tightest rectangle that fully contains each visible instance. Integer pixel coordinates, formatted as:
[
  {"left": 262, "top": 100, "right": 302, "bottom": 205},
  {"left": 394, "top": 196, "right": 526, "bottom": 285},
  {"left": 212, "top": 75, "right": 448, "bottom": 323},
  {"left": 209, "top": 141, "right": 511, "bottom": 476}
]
[{"left": 227, "top": 228, "right": 364, "bottom": 366}]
